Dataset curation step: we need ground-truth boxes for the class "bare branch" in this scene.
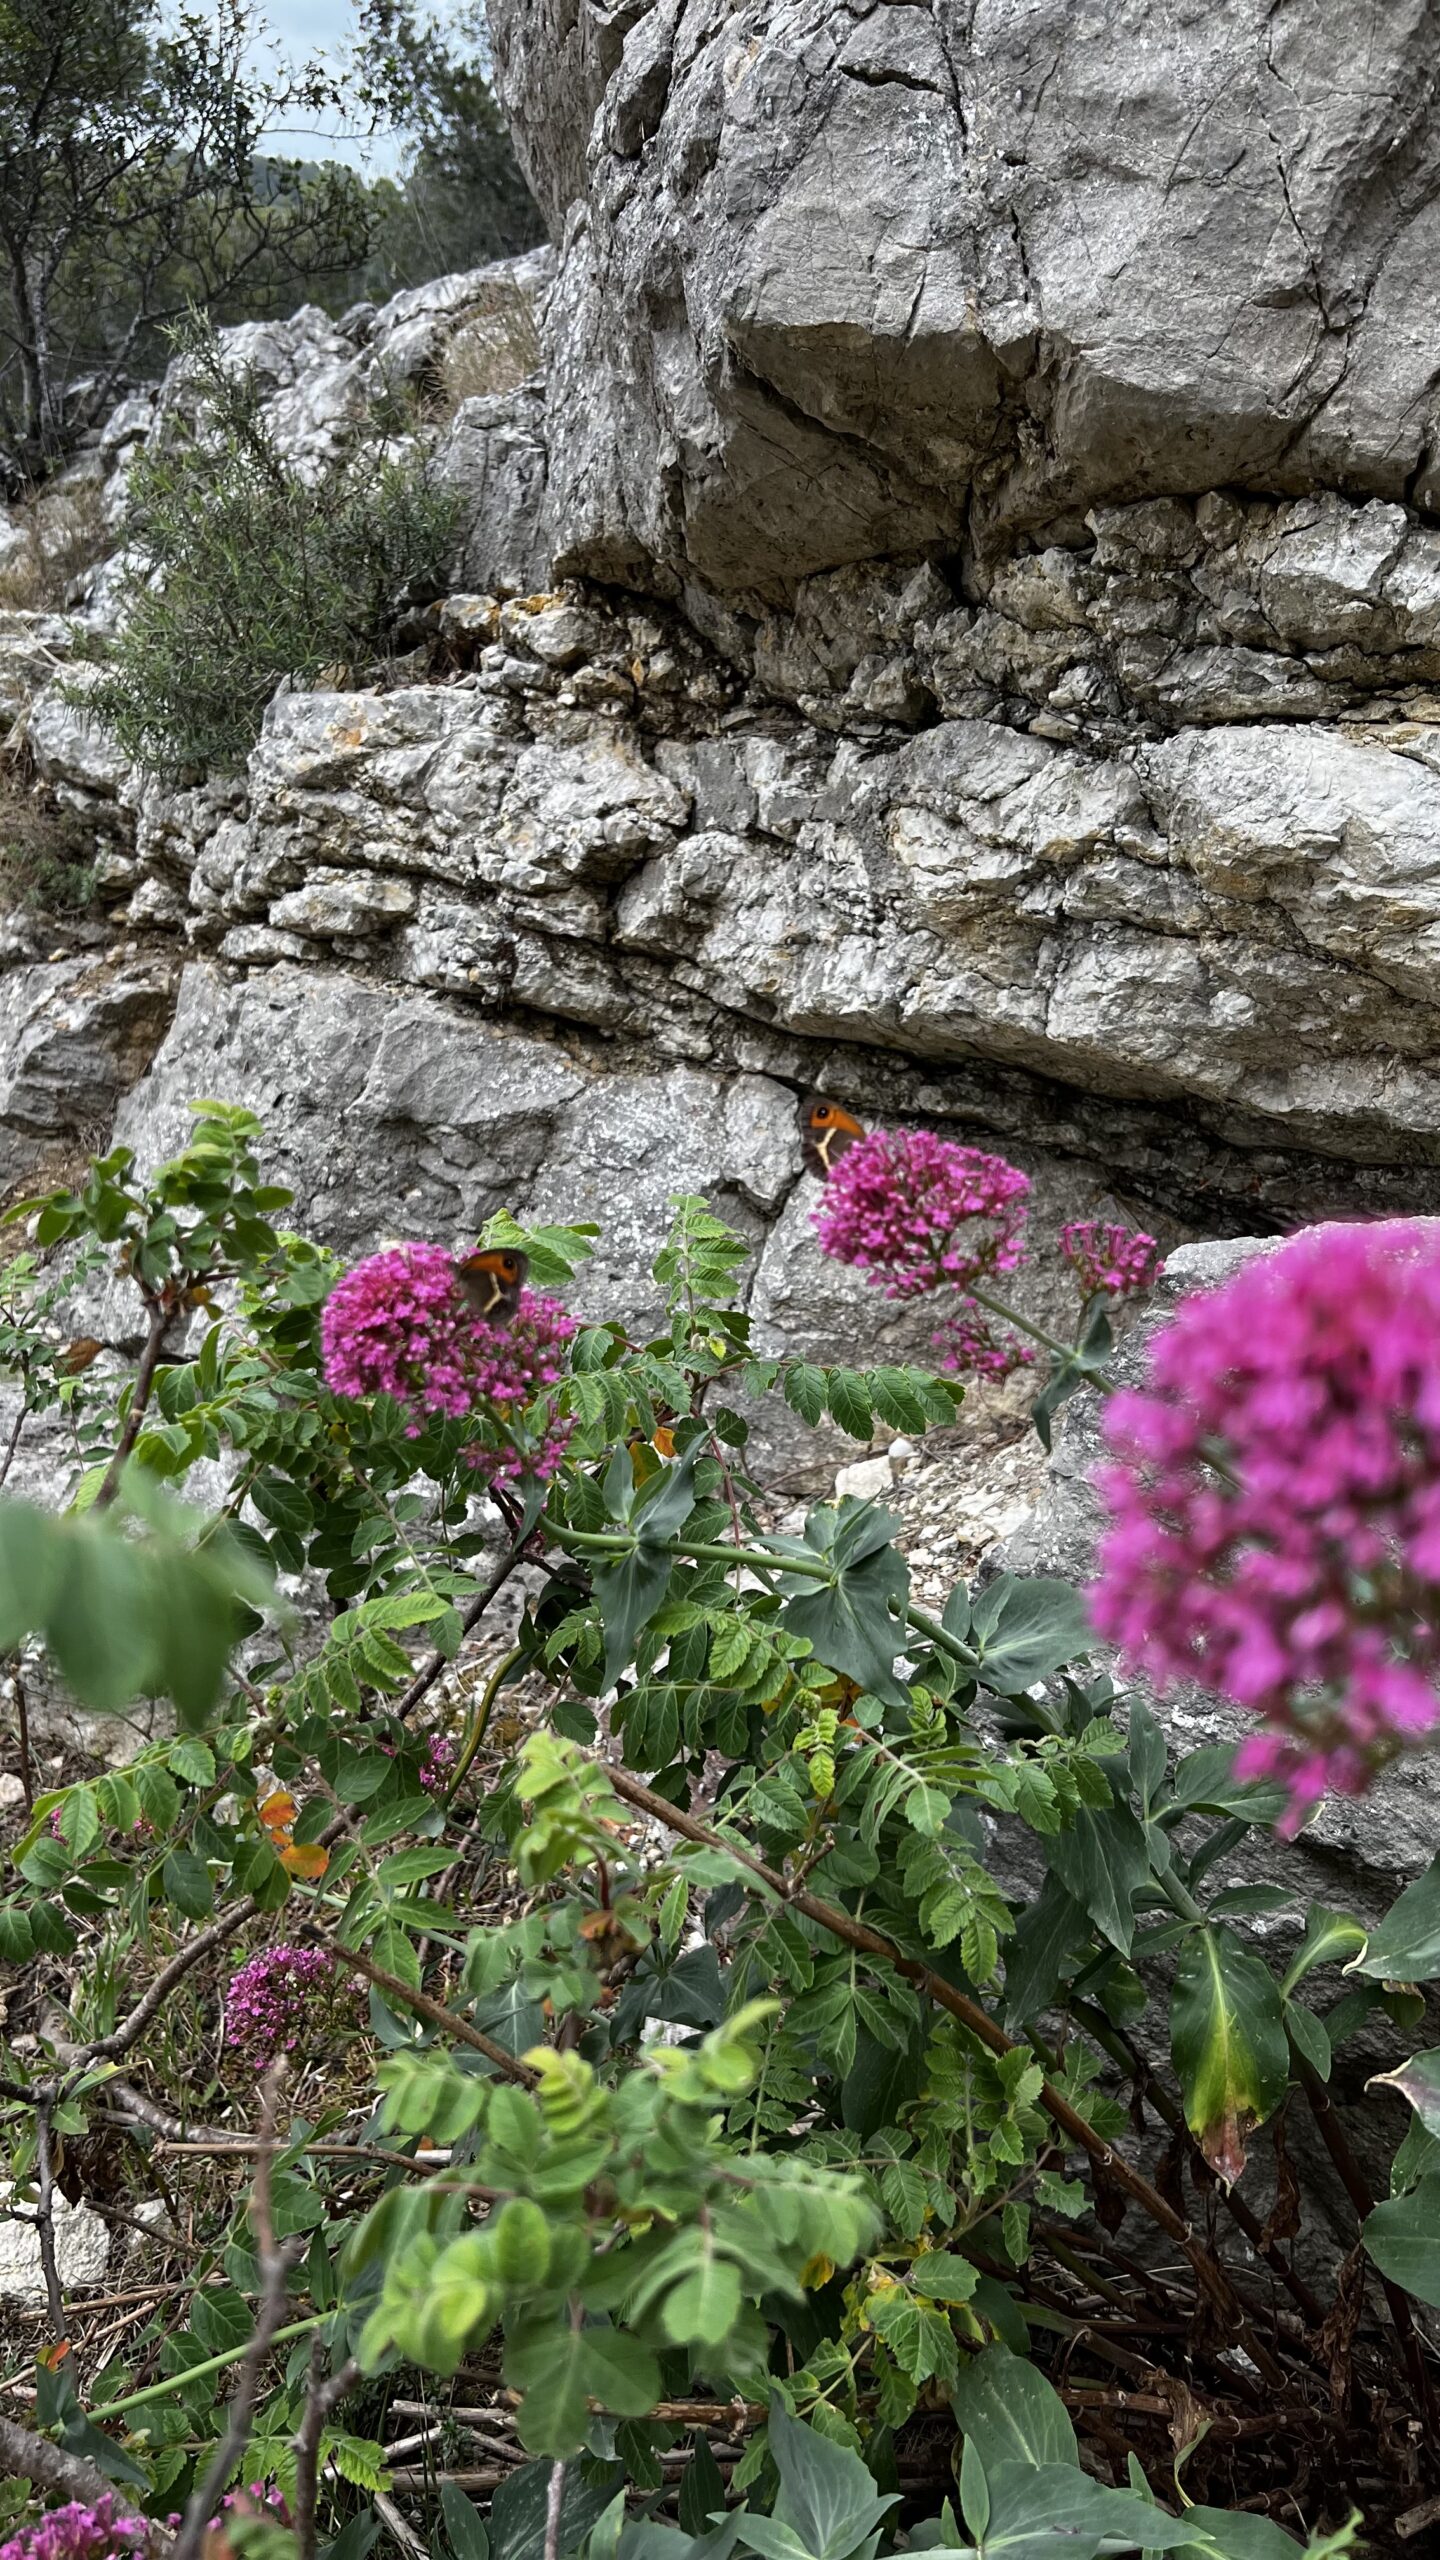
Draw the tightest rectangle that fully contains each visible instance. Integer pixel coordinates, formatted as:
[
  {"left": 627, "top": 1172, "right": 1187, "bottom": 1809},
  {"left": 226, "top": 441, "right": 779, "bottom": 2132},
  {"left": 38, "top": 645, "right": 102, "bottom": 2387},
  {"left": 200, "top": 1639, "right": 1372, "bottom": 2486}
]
[{"left": 170, "top": 2064, "right": 302, "bottom": 2560}]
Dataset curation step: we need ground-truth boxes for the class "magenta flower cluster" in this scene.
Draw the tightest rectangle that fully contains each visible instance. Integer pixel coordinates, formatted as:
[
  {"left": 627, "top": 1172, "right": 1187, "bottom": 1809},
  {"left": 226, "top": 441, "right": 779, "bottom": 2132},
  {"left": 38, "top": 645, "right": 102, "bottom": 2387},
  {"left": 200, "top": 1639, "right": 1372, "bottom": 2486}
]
[
  {"left": 813, "top": 1125, "right": 1033, "bottom": 1386},
  {"left": 0, "top": 2504, "right": 148, "bottom": 2560},
  {"left": 225, "top": 1943, "right": 334, "bottom": 2067},
  {"left": 320, "top": 1242, "right": 575, "bottom": 1481},
  {"left": 931, "top": 1302, "right": 1036, "bottom": 1382},
  {"left": 813, "top": 1127, "right": 1030, "bottom": 1300},
  {"left": 1062, "top": 1220, "right": 1160, "bottom": 1304},
  {"left": 1091, "top": 1222, "right": 1440, "bottom": 1832}
]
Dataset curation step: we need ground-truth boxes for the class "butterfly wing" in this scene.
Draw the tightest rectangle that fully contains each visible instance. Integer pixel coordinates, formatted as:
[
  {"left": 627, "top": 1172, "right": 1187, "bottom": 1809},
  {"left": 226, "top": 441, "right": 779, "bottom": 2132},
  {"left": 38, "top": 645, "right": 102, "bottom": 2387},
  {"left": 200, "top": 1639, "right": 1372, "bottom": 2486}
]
[
  {"left": 457, "top": 1246, "right": 530, "bottom": 1321},
  {"left": 797, "top": 1094, "right": 867, "bottom": 1178}
]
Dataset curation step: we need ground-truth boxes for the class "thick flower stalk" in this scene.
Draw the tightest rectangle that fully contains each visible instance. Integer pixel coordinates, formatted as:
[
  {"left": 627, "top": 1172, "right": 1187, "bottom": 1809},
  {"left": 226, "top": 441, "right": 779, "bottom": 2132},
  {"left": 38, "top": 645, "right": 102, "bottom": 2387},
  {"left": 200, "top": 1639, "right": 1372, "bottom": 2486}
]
[
  {"left": 225, "top": 1943, "right": 335, "bottom": 2067},
  {"left": 0, "top": 2504, "right": 149, "bottom": 2560},
  {"left": 1062, "top": 1219, "right": 1160, "bottom": 1304},
  {"left": 321, "top": 1242, "right": 575, "bottom": 1480},
  {"left": 1091, "top": 1221, "right": 1440, "bottom": 1831}
]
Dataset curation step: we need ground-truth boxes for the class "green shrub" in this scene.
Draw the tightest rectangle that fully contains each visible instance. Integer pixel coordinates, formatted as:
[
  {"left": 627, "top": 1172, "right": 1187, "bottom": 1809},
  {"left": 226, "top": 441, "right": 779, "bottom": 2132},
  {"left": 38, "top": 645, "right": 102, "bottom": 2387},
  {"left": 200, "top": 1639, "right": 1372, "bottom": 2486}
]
[
  {"left": 0, "top": 767, "right": 100, "bottom": 912},
  {"left": 88, "top": 323, "right": 460, "bottom": 777}
]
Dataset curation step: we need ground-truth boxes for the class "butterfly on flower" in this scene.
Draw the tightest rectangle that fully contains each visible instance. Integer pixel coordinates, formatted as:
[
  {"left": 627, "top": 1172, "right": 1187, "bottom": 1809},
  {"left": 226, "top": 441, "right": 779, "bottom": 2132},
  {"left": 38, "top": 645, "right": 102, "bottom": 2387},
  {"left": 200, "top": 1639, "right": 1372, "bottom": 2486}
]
[
  {"left": 457, "top": 1245, "right": 529, "bottom": 1322},
  {"left": 798, "top": 1093, "right": 867, "bottom": 1179}
]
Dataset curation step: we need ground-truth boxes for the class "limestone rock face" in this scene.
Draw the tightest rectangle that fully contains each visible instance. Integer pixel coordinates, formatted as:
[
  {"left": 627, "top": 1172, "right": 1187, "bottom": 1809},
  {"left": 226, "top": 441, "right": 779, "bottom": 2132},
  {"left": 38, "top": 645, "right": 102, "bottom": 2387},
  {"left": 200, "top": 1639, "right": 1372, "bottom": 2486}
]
[{"left": 490, "top": 0, "right": 1440, "bottom": 595}]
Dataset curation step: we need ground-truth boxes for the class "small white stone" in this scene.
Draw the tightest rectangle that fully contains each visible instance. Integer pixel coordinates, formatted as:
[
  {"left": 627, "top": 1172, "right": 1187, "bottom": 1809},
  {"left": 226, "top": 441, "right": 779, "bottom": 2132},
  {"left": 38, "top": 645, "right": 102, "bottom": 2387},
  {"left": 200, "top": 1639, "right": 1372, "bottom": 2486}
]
[
  {"left": 834, "top": 1453, "right": 894, "bottom": 1502},
  {"left": 0, "top": 1773, "right": 24, "bottom": 1807},
  {"left": 0, "top": 2186, "right": 110, "bottom": 2301},
  {"left": 888, "top": 1436, "right": 917, "bottom": 1467}
]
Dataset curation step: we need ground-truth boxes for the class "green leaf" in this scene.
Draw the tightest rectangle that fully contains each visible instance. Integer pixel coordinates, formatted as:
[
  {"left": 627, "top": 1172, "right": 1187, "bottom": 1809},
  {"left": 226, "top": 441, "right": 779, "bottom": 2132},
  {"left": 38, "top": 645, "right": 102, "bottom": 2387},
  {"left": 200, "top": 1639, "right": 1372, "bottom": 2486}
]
[
  {"left": 0, "top": 1501, "right": 62, "bottom": 1647},
  {"left": 487, "top": 2459, "right": 625, "bottom": 2560},
  {"left": 441, "top": 2484, "right": 490, "bottom": 2560},
  {"left": 825, "top": 1368, "right": 874, "bottom": 1442},
  {"left": 950, "top": 2345, "right": 1077, "bottom": 2471},
  {"left": 578, "top": 2328, "right": 662, "bottom": 2417},
  {"left": 1349, "top": 1855, "right": 1440, "bottom": 1982},
  {"left": 168, "top": 1736, "right": 216, "bottom": 1787},
  {"left": 1045, "top": 1802, "right": 1150, "bottom": 1955},
  {"left": 162, "top": 1848, "right": 214, "bottom": 1920},
  {"left": 506, "top": 2323, "right": 589, "bottom": 2457},
  {"left": 776, "top": 1502, "right": 910, "bottom": 1707},
  {"left": 1171, "top": 1926, "right": 1288, "bottom": 2185},
  {"left": 1280, "top": 1905, "right": 1367, "bottom": 1995},
  {"left": 966, "top": 1576, "right": 1093, "bottom": 1694},
  {"left": 662, "top": 2252, "right": 741, "bottom": 2347},
  {"left": 783, "top": 1364, "right": 829, "bottom": 1429},
  {"left": 766, "top": 2396, "right": 899, "bottom": 2560}
]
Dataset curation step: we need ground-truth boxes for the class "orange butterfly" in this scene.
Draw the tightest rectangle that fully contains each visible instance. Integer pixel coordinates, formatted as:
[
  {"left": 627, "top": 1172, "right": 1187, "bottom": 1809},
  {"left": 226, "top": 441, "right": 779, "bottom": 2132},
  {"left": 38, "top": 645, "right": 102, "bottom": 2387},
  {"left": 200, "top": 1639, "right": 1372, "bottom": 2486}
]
[
  {"left": 798, "top": 1094, "right": 866, "bottom": 1179},
  {"left": 258, "top": 1789, "right": 328, "bottom": 1880},
  {"left": 457, "top": 1245, "right": 529, "bottom": 1321}
]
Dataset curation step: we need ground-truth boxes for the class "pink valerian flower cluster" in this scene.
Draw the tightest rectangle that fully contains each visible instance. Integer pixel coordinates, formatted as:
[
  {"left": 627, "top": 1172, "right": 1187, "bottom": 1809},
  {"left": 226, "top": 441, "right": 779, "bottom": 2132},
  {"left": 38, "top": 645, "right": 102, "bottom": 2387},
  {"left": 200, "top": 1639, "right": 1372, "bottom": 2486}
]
[
  {"left": 813, "top": 1127, "right": 1030, "bottom": 1302},
  {"left": 1091, "top": 1221, "right": 1440, "bottom": 1834},
  {"left": 931, "top": 1302, "right": 1036, "bottom": 1382},
  {"left": 458, "top": 1296, "right": 576, "bottom": 1486},
  {"left": 320, "top": 1242, "right": 575, "bottom": 1481},
  {"left": 1062, "top": 1220, "right": 1161, "bottom": 1305},
  {"left": 0, "top": 2502, "right": 149, "bottom": 2560},
  {"left": 224, "top": 1943, "right": 335, "bottom": 2067},
  {"left": 813, "top": 1125, "right": 1032, "bottom": 1385}
]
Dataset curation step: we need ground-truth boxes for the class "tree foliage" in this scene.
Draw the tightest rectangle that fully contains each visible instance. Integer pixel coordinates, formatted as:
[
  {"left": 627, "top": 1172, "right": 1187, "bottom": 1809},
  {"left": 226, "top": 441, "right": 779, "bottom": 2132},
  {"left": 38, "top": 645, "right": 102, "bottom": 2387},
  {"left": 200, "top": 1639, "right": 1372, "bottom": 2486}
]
[
  {"left": 0, "top": 0, "right": 380, "bottom": 478},
  {"left": 86, "top": 322, "right": 459, "bottom": 775}
]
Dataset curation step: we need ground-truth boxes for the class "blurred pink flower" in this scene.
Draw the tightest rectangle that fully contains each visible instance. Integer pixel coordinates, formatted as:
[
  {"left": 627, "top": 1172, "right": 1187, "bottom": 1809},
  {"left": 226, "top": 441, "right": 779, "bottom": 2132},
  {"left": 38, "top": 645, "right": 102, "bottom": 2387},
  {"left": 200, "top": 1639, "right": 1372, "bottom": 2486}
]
[{"left": 1090, "top": 1222, "right": 1440, "bottom": 1832}]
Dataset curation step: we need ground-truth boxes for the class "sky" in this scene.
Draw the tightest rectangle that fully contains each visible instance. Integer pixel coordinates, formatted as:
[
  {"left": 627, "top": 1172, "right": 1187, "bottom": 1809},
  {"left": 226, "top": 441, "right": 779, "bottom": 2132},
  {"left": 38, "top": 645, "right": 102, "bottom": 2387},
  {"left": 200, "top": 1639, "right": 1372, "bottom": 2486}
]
[{"left": 251, "top": 0, "right": 410, "bottom": 175}]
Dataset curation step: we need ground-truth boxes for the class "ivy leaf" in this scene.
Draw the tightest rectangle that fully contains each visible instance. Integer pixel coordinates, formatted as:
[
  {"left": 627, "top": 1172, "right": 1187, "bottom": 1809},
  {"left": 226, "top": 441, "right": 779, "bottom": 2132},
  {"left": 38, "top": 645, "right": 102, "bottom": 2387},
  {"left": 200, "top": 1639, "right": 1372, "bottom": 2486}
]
[{"left": 1170, "top": 1926, "right": 1289, "bottom": 2185}]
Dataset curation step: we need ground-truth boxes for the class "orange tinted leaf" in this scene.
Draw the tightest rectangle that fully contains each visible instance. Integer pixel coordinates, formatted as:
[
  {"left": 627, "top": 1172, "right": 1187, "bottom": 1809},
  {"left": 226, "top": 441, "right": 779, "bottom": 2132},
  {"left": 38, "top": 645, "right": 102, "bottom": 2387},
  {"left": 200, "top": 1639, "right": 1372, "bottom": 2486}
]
[
  {"left": 652, "top": 1425, "right": 676, "bottom": 1458},
  {"left": 279, "top": 1841, "right": 329, "bottom": 1878},
  {"left": 38, "top": 2339, "right": 71, "bottom": 2368},
  {"left": 259, "top": 1792, "right": 297, "bottom": 1832}
]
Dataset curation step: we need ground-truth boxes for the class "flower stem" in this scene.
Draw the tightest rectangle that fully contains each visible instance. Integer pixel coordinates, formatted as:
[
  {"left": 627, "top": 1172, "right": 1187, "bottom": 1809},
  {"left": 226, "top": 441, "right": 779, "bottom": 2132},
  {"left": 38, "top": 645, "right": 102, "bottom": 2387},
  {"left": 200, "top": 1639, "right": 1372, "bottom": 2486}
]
[
  {"left": 89, "top": 2314, "right": 326, "bottom": 2420},
  {"left": 966, "top": 1283, "right": 1115, "bottom": 1387}
]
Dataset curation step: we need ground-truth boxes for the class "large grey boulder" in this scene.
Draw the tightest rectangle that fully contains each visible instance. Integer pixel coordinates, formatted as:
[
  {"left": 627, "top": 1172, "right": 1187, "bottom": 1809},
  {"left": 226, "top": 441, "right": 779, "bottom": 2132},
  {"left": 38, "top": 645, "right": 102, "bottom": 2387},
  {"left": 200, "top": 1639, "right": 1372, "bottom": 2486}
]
[{"left": 490, "top": 0, "right": 1440, "bottom": 595}]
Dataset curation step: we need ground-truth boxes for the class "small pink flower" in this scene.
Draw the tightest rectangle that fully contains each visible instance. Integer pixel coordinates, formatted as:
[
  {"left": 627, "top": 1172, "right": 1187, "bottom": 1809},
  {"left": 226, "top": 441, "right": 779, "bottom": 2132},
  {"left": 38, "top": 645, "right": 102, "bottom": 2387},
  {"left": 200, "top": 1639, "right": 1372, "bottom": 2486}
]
[
  {"left": 0, "top": 2500, "right": 149, "bottom": 2560},
  {"left": 224, "top": 1944, "right": 335, "bottom": 2067},
  {"left": 1091, "top": 1222, "right": 1440, "bottom": 1831},
  {"left": 931, "top": 1303, "right": 1036, "bottom": 1382},
  {"left": 1061, "top": 1220, "right": 1160, "bottom": 1305}
]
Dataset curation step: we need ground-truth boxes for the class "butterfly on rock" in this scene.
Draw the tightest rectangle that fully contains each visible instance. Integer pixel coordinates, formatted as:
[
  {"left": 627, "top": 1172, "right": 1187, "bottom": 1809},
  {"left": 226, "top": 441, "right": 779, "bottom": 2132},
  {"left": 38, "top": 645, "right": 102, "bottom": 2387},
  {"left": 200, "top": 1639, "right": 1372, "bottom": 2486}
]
[
  {"left": 798, "top": 1093, "right": 867, "bottom": 1179},
  {"left": 457, "top": 1245, "right": 529, "bottom": 1322}
]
